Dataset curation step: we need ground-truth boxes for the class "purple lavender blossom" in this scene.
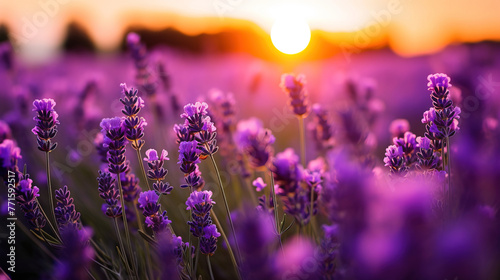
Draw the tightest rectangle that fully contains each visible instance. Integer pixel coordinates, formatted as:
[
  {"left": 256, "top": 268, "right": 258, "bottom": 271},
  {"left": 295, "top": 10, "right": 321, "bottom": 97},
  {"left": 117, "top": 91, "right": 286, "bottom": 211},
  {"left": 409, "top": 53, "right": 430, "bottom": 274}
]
[
  {"left": 200, "top": 224, "right": 221, "bottom": 256},
  {"left": 389, "top": 119, "right": 410, "bottom": 139},
  {"left": 120, "top": 173, "right": 142, "bottom": 202},
  {"left": 174, "top": 123, "right": 194, "bottom": 144},
  {"left": 100, "top": 117, "right": 129, "bottom": 174},
  {"left": 126, "top": 32, "right": 158, "bottom": 97},
  {"left": 272, "top": 148, "right": 314, "bottom": 225},
  {"left": 280, "top": 73, "right": 310, "bottom": 116},
  {"left": 155, "top": 233, "right": 189, "bottom": 279},
  {"left": 310, "top": 104, "right": 334, "bottom": 152},
  {"left": 0, "top": 120, "right": 12, "bottom": 142},
  {"left": 423, "top": 73, "right": 461, "bottom": 140},
  {"left": 97, "top": 170, "right": 122, "bottom": 218},
  {"left": 0, "top": 139, "right": 22, "bottom": 184},
  {"left": 138, "top": 190, "right": 160, "bottom": 216},
  {"left": 186, "top": 190, "right": 215, "bottom": 238},
  {"left": 178, "top": 141, "right": 201, "bottom": 175},
  {"left": 15, "top": 177, "right": 46, "bottom": 230},
  {"left": 178, "top": 102, "right": 219, "bottom": 157},
  {"left": 54, "top": 185, "right": 81, "bottom": 229},
  {"left": 120, "top": 83, "right": 148, "bottom": 149},
  {"left": 145, "top": 210, "right": 172, "bottom": 232},
  {"left": 383, "top": 145, "right": 407, "bottom": 175},
  {"left": 144, "top": 149, "right": 172, "bottom": 194},
  {"left": 234, "top": 208, "right": 277, "bottom": 279},
  {"left": 32, "top": 98, "right": 59, "bottom": 152},
  {"left": 252, "top": 177, "right": 267, "bottom": 192},
  {"left": 427, "top": 73, "right": 451, "bottom": 98},
  {"left": 393, "top": 131, "right": 418, "bottom": 167},
  {"left": 93, "top": 132, "right": 108, "bottom": 165},
  {"left": 235, "top": 118, "right": 275, "bottom": 168},
  {"left": 415, "top": 136, "right": 440, "bottom": 171},
  {"left": 54, "top": 226, "right": 94, "bottom": 280}
]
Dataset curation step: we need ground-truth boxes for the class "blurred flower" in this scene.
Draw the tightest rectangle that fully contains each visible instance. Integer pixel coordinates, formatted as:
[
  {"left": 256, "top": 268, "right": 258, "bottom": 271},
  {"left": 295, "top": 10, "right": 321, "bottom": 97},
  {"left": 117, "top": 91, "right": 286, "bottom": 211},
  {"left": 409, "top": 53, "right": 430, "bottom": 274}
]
[
  {"left": 54, "top": 226, "right": 94, "bottom": 280},
  {"left": 252, "top": 177, "right": 267, "bottom": 191},
  {"left": 32, "top": 98, "right": 59, "bottom": 152},
  {"left": 280, "top": 73, "right": 310, "bottom": 116},
  {"left": 234, "top": 208, "right": 277, "bottom": 279},
  {"left": 235, "top": 118, "right": 275, "bottom": 168},
  {"left": 310, "top": 104, "right": 334, "bottom": 152},
  {"left": 0, "top": 120, "right": 12, "bottom": 142},
  {"left": 120, "top": 173, "right": 142, "bottom": 202},
  {"left": 389, "top": 119, "right": 410, "bottom": 139}
]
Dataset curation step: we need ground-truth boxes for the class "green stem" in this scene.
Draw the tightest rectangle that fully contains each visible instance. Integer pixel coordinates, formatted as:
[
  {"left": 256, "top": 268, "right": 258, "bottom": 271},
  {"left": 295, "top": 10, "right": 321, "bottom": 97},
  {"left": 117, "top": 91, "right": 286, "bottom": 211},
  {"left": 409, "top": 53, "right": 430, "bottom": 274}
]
[
  {"left": 244, "top": 178, "right": 258, "bottom": 205},
  {"left": 269, "top": 170, "right": 283, "bottom": 253},
  {"left": 188, "top": 186, "right": 194, "bottom": 277},
  {"left": 117, "top": 177, "right": 138, "bottom": 278},
  {"left": 208, "top": 153, "right": 242, "bottom": 265},
  {"left": 36, "top": 198, "right": 61, "bottom": 242},
  {"left": 207, "top": 255, "right": 215, "bottom": 280},
  {"left": 134, "top": 201, "right": 154, "bottom": 280},
  {"left": 298, "top": 116, "right": 306, "bottom": 167},
  {"left": 114, "top": 217, "right": 132, "bottom": 278},
  {"left": 194, "top": 238, "right": 201, "bottom": 277},
  {"left": 210, "top": 209, "right": 242, "bottom": 280},
  {"left": 18, "top": 222, "right": 58, "bottom": 261},
  {"left": 135, "top": 146, "right": 151, "bottom": 191},
  {"left": 45, "top": 152, "right": 59, "bottom": 236}
]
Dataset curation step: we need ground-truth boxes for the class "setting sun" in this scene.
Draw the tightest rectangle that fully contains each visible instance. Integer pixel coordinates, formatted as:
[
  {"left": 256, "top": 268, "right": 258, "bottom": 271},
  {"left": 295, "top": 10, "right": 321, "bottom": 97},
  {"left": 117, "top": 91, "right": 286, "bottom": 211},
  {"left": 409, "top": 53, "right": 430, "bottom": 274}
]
[{"left": 271, "top": 15, "right": 311, "bottom": 55}]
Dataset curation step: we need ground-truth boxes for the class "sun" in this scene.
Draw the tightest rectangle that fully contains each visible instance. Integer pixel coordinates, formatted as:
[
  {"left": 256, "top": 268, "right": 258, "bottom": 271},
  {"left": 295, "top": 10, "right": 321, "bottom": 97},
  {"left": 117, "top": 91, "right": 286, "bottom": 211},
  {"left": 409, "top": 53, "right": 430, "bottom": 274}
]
[{"left": 271, "top": 15, "right": 311, "bottom": 55}]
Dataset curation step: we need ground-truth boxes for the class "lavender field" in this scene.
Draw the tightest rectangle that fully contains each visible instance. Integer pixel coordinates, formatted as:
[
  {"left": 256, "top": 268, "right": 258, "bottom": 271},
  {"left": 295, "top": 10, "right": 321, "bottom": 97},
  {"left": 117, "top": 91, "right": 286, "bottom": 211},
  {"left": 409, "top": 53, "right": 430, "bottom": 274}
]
[{"left": 1, "top": 29, "right": 500, "bottom": 280}]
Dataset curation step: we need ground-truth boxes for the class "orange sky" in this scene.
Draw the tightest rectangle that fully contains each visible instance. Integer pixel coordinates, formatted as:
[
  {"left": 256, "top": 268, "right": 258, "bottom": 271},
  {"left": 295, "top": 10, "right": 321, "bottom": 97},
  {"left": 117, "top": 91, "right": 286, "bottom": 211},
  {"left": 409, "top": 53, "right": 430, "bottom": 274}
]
[{"left": 1, "top": 0, "right": 500, "bottom": 62}]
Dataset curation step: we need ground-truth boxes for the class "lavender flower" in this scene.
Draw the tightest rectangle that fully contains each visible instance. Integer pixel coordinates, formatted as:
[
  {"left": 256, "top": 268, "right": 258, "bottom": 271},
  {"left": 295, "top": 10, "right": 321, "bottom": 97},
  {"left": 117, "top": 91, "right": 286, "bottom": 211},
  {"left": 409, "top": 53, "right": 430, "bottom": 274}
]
[
  {"left": 423, "top": 74, "right": 461, "bottom": 140},
  {"left": 93, "top": 132, "right": 108, "bottom": 165},
  {"left": 120, "top": 83, "right": 147, "bottom": 149},
  {"left": 15, "top": 176, "right": 46, "bottom": 230},
  {"left": 180, "top": 102, "right": 219, "bottom": 156},
  {"left": 145, "top": 210, "right": 172, "bottom": 233},
  {"left": 272, "top": 148, "right": 312, "bottom": 225},
  {"left": 310, "top": 104, "right": 334, "bottom": 152},
  {"left": 252, "top": 177, "right": 267, "bottom": 192},
  {"left": 0, "top": 139, "right": 22, "bottom": 184},
  {"left": 144, "top": 149, "right": 172, "bottom": 194},
  {"left": 200, "top": 224, "right": 221, "bottom": 256},
  {"left": 389, "top": 119, "right": 410, "bottom": 139},
  {"left": 383, "top": 145, "right": 407, "bottom": 175},
  {"left": 393, "top": 131, "right": 418, "bottom": 167},
  {"left": 318, "top": 225, "right": 339, "bottom": 279},
  {"left": 235, "top": 118, "right": 275, "bottom": 168},
  {"left": 97, "top": 170, "right": 122, "bottom": 218},
  {"left": 186, "top": 190, "right": 215, "bottom": 238},
  {"left": 54, "top": 226, "right": 94, "bottom": 280},
  {"left": 0, "top": 120, "right": 12, "bottom": 143},
  {"left": 415, "top": 136, "right": 440, "bottom": 171},
  {"left": 100, "top": 117, "right": 129, "bottom": 174},
  {"left": 280, "top": 73, "right": 310, "bottom": 116},
  {"left": 120, "top": 173, "right": 142, "bottom": 202},
  {"left": 178, "top": 141, "right": 201, "bottom": 175},
  {"left": 32, "top": 98, "right": 59, "bottom": 152},
  {"left": 155, "top": 233, "right": 189, "bottom": 279},
  {"left": 174, "top": 123, "right": 194, "bottom": 144},
  {"left": 138, "top": 190, "right": 171, "bottom": 233},
  {"left": 138, "top": 190, "right": 160, "bottom": 216},
  {"left": 126, "top": 32, "right": 157, "bottom": 97},
  {"left": 54, "top": 185, "right": 81, "bottom": 229}
]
